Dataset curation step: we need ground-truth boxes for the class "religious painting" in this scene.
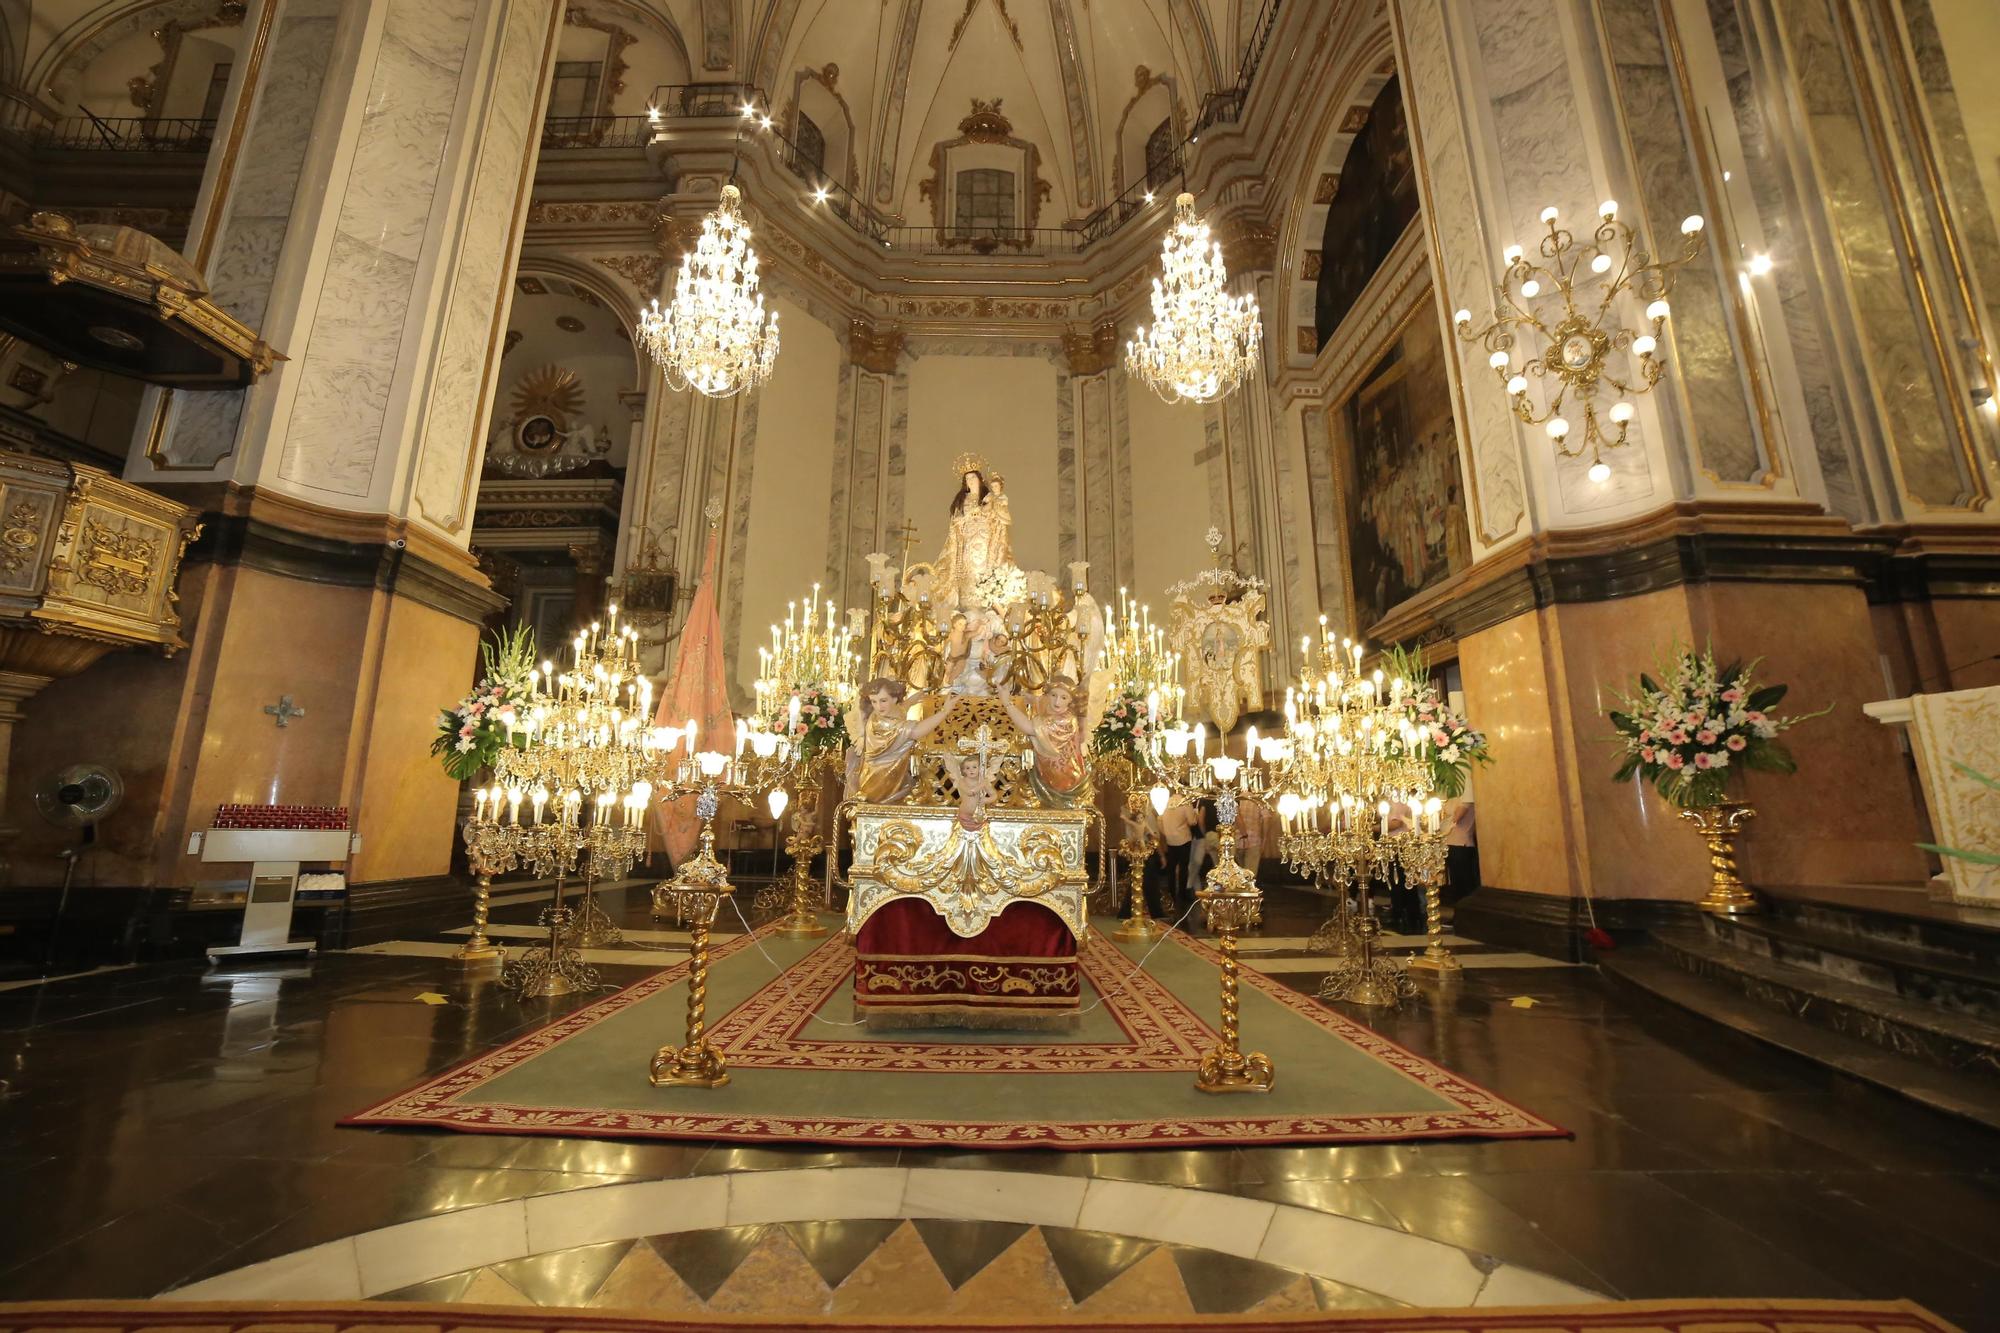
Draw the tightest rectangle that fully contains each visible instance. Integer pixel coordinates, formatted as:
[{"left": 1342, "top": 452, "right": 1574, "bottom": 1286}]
[
  {"left": 1315, "top": 78, "right": 1418, "bottom": 345},
  {"left": 1335, "top": 306, "right": 1470, "bottom": 632}
]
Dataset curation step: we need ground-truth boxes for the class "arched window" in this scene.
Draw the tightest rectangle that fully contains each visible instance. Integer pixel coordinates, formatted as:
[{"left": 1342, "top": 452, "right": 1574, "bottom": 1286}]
[
  {"left": 954, "top": 168, "right": 1016, "bottom": 236},
  {"left": 1145, "top": 117, "right": 1175, "bottom": 188},
  {"left": 793, "top": 110, "right": 826, "bottom": 180}
]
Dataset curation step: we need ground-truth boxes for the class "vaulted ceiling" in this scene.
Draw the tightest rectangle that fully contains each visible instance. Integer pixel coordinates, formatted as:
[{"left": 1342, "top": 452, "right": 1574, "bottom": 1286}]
[{"left": 732, "top": 0, "right": 1251, "bottom": 225}]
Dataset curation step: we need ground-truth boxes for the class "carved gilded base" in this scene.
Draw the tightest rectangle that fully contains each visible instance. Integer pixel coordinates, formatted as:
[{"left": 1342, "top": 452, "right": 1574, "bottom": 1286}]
[
  {"left": 648, "top": 1042, "right": 730, "bottom": 1088},
  {"left": 1680, "top": 800, "right": 1760, "bottom": 916}
]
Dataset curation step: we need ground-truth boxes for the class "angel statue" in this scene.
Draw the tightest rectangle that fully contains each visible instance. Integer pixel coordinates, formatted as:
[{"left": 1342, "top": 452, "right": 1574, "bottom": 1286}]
[{"left": 931, "top": 453, "right": 1013, "bottom": 610}]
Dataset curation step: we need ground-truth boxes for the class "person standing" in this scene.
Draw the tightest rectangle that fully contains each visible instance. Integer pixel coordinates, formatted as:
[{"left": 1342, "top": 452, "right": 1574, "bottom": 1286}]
[
  {"left": 1158, "top": 795, "right": 1197, "bottom": 915},
  {"left": 1185, "top": 800, "right": 1213, "bottom": 895}
]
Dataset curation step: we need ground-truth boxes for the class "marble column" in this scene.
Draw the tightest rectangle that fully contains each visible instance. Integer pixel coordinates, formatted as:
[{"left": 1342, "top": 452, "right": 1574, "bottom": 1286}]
[
  {"left": 1382, "top": 0, "right": 2000, "bottom": 917},
  {"left": 1063, "top": 322, "right": 1125, "bottom": 609},
  {"left": 24, "top": 0, "right": 565, "bottom": 893}
]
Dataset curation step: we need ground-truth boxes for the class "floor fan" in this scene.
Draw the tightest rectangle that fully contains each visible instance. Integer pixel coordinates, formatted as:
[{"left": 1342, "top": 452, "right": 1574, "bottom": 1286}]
[{"left": 32, "top": 762, "right": 124, "bottom": 975}]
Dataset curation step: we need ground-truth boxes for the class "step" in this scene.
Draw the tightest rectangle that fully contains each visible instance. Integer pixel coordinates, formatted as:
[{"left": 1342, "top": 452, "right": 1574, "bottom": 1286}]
[
  {"left": 1702, "top": 912, "right": 2000, "bottom": 1024},
  {"left": 1763, "top": 884, "right": 2000, "bottom": 970},
  {"left": 1650, "top": 924, "right": 2000, "bottom": 1081},
  {"left": 1601, "top": 945, "right": 2000, "bottom": 1135}
]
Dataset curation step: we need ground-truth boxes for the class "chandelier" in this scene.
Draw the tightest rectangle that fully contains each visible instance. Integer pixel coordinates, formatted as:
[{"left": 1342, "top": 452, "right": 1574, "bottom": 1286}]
[
  {"left": 1454, "top": 201, "right": 1704, "bottom": 481},
  {"left": 639, "top": 184, "right": 780, "bottom": 398},
  {"left": 1125, "top": 193, "right": 1261, "bottom": 404}
]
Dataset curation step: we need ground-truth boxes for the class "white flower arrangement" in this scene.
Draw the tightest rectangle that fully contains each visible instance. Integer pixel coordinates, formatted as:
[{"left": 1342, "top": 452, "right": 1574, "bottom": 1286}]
[{"left": 973, "top": 563, "right": 1027, "bottom": 609}]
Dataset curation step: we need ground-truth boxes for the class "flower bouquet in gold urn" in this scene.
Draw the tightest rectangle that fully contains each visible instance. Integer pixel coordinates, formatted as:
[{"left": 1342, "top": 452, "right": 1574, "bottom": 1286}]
[{"left": 1609, "top": 644, "right": 1822, "bottom": 914}]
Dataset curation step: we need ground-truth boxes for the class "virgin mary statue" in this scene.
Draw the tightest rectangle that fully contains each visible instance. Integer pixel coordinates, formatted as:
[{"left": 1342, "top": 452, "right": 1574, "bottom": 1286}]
[{"left": 932, "top": 452, "right": 1013, "bottom": 609}]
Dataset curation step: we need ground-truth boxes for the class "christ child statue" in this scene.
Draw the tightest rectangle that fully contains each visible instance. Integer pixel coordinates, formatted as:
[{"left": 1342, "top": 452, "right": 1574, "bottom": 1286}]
[
  {"left": 845, "top": 679, "right": 958, "bottom": 804},
  {"left": 1000, "top": 675, "right": 1088, "bottom": 806},
  {"left": 954, "top": 754, "right": 998, "bottom": 831}
]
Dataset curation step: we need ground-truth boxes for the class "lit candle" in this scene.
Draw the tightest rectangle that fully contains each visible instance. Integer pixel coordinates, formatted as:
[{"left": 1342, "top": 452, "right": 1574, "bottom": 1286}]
[{"left": 1379, "top": 801, "right": 1390, "bottom": 838}]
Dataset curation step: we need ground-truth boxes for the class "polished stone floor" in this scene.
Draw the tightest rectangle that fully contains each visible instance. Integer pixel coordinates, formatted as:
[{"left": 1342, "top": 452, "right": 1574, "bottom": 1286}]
[{"left": 2, "top": 883, "right": 1998, "bottom": 1328}]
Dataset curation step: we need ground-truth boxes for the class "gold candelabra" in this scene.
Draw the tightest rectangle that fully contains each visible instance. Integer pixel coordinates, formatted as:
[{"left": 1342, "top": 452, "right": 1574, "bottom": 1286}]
[
  {"left": 751, "top": 582, "right": 863, "bottom": 939},
  {"left": 1138, "top": 718, "right": 1286, "bottom": 1093},
  {"left": 647, "top": 731, "right": 800, "bottom": 1088},
  {"left": 461, "top": 605, "right": 663, "bottom": 998},
  {"left": 1453, "top": 201, "right": 1706, "bottom": 480},
  {"left": 1271, "top": 622, "right": 1450, "bottom": 1007}
]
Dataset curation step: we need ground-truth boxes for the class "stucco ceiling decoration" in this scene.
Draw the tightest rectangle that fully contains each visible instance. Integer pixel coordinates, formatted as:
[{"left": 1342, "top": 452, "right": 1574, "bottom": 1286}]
[{"left": 750, "top": 0, "right": 1237, "bottom": 226}]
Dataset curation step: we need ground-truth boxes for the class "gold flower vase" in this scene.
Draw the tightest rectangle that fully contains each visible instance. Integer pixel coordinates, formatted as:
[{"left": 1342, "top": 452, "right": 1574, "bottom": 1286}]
[{"left": 1679, "top": 799, "right": 1760, "bottom": 916}]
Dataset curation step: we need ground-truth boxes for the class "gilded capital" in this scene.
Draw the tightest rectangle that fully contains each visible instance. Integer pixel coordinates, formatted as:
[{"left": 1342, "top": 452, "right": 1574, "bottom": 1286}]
[
  {"left": 1062, "top": 321, "right": 1121, "bottom": 375},
  {"left": 848, "top": 318, "right": 905, "bottom": 374}
]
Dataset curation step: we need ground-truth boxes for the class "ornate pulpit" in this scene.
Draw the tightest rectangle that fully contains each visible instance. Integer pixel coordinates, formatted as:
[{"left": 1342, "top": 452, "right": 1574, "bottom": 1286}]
[{"left": 0, "top": 449, "right": 200, "bottom": 864}]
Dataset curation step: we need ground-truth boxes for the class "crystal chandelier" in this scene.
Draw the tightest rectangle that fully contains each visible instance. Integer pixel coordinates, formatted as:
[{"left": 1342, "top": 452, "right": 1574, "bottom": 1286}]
[
  {"left": 1454, "top": 201, "right": 1705, "bottom": 481},
  {"left": 1125, "top": 193, "right": 1261, "bottom": 404},
  {"left": 639, "top": 184, "right": 780, "bottom": 398}
]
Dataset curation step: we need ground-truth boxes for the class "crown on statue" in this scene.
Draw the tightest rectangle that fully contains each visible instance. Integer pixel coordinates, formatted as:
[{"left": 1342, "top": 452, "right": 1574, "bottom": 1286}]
[{"left": 952, "top": 451, "right": 991, "bottom": 478}]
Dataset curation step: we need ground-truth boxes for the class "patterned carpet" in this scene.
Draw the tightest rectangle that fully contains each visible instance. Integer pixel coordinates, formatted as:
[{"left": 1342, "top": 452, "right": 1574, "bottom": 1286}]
[
  {"left": 343, "top": 917, "right": 1560, "bottom": 1148},
  {"left": 1, "top": 1298, "right": 1962, "bottom": 1333}
]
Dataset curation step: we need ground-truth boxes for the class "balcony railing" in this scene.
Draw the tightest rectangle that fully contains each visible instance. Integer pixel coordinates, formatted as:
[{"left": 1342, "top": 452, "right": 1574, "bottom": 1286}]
[
  {"left": 22, "top": 115, "right": 215, "bottom": 151},
  {"left": 879, "top": 225, "right": 1085, "bottom": 257},
  {"left": 540, "top": 114, "right": 655, "bottom": 149}
]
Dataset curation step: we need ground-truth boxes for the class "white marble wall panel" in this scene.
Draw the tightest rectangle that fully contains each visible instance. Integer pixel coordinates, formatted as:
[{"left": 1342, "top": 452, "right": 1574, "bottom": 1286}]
[
  {"left": 276, "top": 0, "right": 477, "bottom": 496},
  {"left": 1079, "top": 373, "right": 1115, "bottom": 603},
  {"left": 1056, "top": 368, "right": 1078, "bottom": 570},
  {"left": 844, "top": 372, "right": 887, "bottom": 601},
  {"left": 1046, "top": 0, "right": 1098, "bottom": 208},
  {"left": 1394, "top": 0, "right": 1526, "bottom": 548},
  {"left": 415, "top": 0, "right": 559, "bottom": 533},
  {"left": 157, "top": 0, "right": 341, "bottom": 472},
  {"left": 1707, "top": 0, "right": 1864, "bottom": 519},
  {"left": 1600, "top": 0, "right": 1763, "bottom": 485},
  {"left": 723, "top": 391, "right": 761, "bottom": 703},
  {"left": 1111, "top": 371, "right": 1135, "bottom": 590},
  {"left": 824, "top": 362, "right": 855, "bottom": 597},
  {"left": 1299, "top": 404, "right": 1348, "bottom": 631},
  {"left": 1201, "top": 401, "right": 1228, "bottom": 535},
  {"left": 871, "top": 2, "right": 923, "bottom": 205}
]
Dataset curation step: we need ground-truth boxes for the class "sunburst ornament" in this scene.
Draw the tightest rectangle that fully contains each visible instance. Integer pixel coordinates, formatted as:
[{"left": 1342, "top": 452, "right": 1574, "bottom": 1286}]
[
  {"left": 639, "top": 184, "right": 780, "bottom": 398},
  {"left": 1124, "top": 193, "right": 1262, "bottom": 405},
  {"left": 510, "top": 364, "right": 584, "bottom": 426}
]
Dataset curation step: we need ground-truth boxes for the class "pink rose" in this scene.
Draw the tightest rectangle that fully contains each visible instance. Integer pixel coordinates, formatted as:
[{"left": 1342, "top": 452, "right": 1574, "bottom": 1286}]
[
  {"left": 1640, "top": 747, "right": 1656, "bottom": 763},
  {"left": 1745, "top": 711, "right": 1765, "bottom": 723},
  {"left": 1697, "top": 730, "right": 1717, "bottom": 745},
  {"left": 1668, "top": 729, "right": 1688, "bottom": 745},
  {"left": 1722, "top": 687, "right": 1742, "bottom": 703},
  {"left": 1726, "top": 735, "right": 1746, "bottom": 751},
  {"left": 1665, "top": 752, "right": 1686, "bottom": 770},
  {"left": 1694, "top": 753, "right": 1715, "bottom": 769}
]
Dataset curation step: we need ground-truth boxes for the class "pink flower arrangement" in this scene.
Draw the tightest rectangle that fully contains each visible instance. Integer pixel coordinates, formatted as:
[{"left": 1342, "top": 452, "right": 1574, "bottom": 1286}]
[
  {"left": 1610, "top": 644, "right": 1820, "bottom": 808},
  {"left": 785, "top": 683, "right": 851, "bottom": 762},
  {"left": 1091, "top": 684, "right": 1154, "bottom": 761},
  {"left": 431, "top": 624, "right": 541, "bottom": 782}
]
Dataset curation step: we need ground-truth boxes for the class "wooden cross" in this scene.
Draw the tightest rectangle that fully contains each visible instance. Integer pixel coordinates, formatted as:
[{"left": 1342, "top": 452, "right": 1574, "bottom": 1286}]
[{"left": 263, "top": 695, "right": 305, "bottom": 728}]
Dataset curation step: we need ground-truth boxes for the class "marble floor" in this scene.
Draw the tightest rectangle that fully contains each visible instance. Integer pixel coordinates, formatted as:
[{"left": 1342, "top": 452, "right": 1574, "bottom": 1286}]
[{"left": 2, "top": 883, "right": 1997, "bottom": 1328}]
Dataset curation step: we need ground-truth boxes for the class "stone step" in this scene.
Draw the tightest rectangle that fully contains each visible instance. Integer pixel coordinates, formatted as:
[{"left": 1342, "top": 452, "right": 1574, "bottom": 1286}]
[
  {"left": 1764, "top": 886, "right": 2000, "bottom": 972},
  {"left": 1647, "top": 924, "right": 2000, "bottom": 1087},
  {"left": 1600, "top": 943, "right": 2000, "bottom": 1135},
  {"left": 1703, "top": 912, "right": 2000, "bottom": 1023}
]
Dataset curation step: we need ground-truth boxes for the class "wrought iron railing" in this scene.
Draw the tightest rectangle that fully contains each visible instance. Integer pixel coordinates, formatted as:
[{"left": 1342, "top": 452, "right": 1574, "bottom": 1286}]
[
  {"left": 880, "top": 225, "right": 1086, "bottom": 257},
  {"left": 540, "top": 114, "right": 655, "bottom": 149},
  {"left": 24, "top": 114, "right": 215, "bottom": 151}
]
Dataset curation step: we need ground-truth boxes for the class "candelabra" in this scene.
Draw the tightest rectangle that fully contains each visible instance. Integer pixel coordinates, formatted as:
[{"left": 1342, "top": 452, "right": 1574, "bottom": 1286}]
[
  {"left": 751, "top": 582, "right": 861, "bottom": 938},
  {"left": 1139, "top": 719, "right": 1286, "bottom": 1093},
  {"left": 648, "top": 730, "right": 797, "bottom": 1089},
  {"left": 464, "top": 605, "right": 667, "bottom": 998},
  {"left": 1453, "top": 201, "right": 1705, "bottom": 480},
  {"left": 1399, "top": 811, "right": 1457, "bottom": 977},
  {"left": 1273, "top": 623, "right": 1438, "bottom": 1007},
  {"left": 1097, "top": 589, "right": 1184, "bottom": 940}
]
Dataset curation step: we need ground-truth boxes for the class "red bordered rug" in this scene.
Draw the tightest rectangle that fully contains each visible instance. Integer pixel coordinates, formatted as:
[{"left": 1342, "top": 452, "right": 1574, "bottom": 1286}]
[{"left": 340, "top": 921, "right": 1565, "bottom": 1149}]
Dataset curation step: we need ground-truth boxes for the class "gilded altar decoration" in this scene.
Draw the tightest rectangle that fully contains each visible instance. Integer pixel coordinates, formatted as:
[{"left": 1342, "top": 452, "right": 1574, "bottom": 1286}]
[
  {"left": 1454, "top": 201, "right": 1705, "bottom": 480},
  {"left": 1166, "top": 528, "right": 1270, "bottom": 733},
  {"left": 846, "top": 805, "right": 1091, "bottom": 940}
]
